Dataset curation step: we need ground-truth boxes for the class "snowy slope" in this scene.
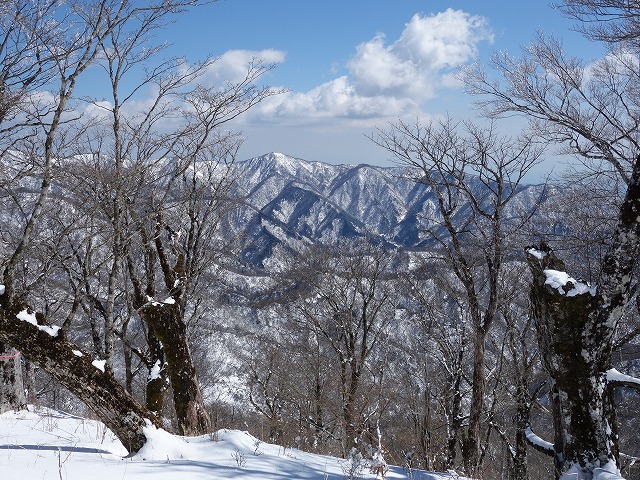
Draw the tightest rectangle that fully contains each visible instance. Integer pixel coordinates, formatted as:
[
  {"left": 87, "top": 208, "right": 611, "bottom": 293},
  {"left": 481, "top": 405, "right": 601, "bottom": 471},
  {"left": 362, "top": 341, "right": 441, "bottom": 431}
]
[{"left": 0, "top": 406, "right": 460, "bottom": 480}]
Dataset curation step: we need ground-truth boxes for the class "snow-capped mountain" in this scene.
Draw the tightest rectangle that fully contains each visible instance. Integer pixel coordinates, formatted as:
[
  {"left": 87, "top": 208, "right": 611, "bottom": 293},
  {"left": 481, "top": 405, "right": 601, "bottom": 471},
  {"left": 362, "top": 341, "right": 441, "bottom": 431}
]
[{"left": 226, "top": 152, "right": 542, "bottom": 266}]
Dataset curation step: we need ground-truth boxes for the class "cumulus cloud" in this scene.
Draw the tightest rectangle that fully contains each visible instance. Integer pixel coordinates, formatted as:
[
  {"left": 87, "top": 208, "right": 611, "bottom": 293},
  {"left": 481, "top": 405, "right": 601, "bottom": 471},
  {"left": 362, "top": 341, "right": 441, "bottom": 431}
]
[
  {"left": 258, "top": 76, "right": 418, "bottom": 122},
  {"left": 250, "top": 8, "right": 493, "bottom": 123},
  {"left": 350, "top": 9, "right": 492, "bottom": 100}
]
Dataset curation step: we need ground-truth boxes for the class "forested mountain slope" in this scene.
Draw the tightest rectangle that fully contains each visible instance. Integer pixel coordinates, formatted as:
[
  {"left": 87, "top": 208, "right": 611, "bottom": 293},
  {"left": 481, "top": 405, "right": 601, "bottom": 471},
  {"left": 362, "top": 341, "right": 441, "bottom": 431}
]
[{"left": 227, "top": 152, "right": 544, "bottom": 266}]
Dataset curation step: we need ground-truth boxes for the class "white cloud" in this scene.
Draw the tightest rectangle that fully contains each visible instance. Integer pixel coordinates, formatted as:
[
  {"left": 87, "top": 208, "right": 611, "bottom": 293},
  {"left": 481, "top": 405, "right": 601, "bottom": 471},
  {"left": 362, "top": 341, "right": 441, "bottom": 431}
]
[
  {"left": 399, "top": 10, "right": 493, "bottom": 70},
  {"left": 348, "top": 33, "right": 419, "bottom": 97},
  {"left": 250, "top": 9, "right": 493, "bottom": 124},
  {"left": 348, "top": 8, "right": 493, "bottom": 101},
  {"left": 200, "top": 49, "right": 287, "bottom": 87},
  {"left": 256, "top": 76, "right": 419, "bottom": 122}
]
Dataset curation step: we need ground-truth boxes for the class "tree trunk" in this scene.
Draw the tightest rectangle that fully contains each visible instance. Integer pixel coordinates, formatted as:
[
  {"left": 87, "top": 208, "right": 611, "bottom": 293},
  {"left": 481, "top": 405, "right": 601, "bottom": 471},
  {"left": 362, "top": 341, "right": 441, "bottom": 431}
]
[
  {"left": 24, "top": 357, "right": 37, "bottom": 404},
  {"left": 463, "top": 326, "right": 487, "bottom": 475},
  {"left": 340, "top": 355, "right": 362, "bottom": 457},
  {"left": 417, "top": 387, "right": 432, "bottom": 471},
  {"left": 145, "top": 327, "right": 167, "bottom": 415},
  {"left": 0, "top": 344, "right": 26, "bottom": 413},
  {"left": 512, "top": 380, "right": 530, "bottom": 480},
  {"left": 138, "top": 300, "right": 210, "bottom": 436},
  {"left": 0, "top": 296, "right": 160, "bottom": 454},
  {"left": 527, "top": 247, "right": 618, "bottom": 478},
  {"left": 445, "top": 353, "right": 464, "bottom": 470}
]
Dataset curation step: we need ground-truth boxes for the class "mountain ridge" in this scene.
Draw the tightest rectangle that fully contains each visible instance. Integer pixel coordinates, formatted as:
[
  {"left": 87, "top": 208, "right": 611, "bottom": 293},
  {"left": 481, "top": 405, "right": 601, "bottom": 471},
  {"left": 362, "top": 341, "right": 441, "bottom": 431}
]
[{"left": 228, "top": 152, "right": 543, "bottom": 266}]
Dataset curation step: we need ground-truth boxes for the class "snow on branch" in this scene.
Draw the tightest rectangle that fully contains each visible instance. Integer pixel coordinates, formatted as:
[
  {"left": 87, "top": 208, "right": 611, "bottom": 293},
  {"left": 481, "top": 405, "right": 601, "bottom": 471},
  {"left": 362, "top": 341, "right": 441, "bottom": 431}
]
[
  {"left": 606, "top": 368, "right": 640, "bottom": 390},
  {"left": 490, "top": 422, "right": 516, "bottom": 459},
  {"left": 92, "top": 359, "right": 106, "bottom": 372},
  {"left": 525, "top": 426, "right": 554, "bottom": 457},
  {"left": 145, "top": 295, "right": 176, "bottom": 307},
  {"left": 526, "top": 247, "right": 548, "bottom": 260},
  {"left": 543, "top": 269, "right": 597, "bottom": 297},
  {"left": 16, "top": 309, "right": 60, "bottom": 337}
]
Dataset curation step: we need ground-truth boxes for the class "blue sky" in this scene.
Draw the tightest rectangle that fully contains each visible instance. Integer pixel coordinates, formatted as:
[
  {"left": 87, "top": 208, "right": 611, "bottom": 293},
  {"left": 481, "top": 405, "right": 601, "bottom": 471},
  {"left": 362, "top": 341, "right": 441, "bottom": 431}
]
[{"left": 147, "top": 1, "right": 604, "bottom": 176}]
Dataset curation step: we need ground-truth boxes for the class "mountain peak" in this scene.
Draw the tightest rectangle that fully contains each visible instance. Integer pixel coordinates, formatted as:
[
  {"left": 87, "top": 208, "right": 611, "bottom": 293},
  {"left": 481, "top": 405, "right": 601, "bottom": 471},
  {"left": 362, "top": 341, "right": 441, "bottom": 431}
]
[
  {"left": 242, "top": 152, "right": 300, "bottom": 172},
  {"left": 241, "top": 152, "right": 353, "bottom": 180}
]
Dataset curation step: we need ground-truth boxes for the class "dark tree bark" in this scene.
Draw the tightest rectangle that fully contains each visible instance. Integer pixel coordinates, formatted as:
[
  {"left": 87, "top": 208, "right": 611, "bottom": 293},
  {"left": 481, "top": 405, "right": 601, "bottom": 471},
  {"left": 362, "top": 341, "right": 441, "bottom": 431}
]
[
  {"left": 0, "top": 294, "right": 160, "bottom": 454},
  {"left": 526, "top": 245, "right": 619, "bottom": 477},
  {"left": 138, "top": 299, "right": 210, "bottom": 436},
  {"left": 526, "top": 155, "right": 640, "bottom": 477},
  {"left": 0, "top": 344, "right": 26, "bottom": 413},
  {"left": 512, "top": 381, "right": 532, "bottom": 480},
  {"left": 125, "top": 219, "right": 211, "bottom": 436},
  {"left": 144, "top": 327, "right": 167, "bottom": 415}
]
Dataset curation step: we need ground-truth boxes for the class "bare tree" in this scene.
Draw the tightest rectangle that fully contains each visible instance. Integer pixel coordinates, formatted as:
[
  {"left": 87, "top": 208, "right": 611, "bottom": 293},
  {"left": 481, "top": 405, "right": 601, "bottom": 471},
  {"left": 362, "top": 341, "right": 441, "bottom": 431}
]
[
  {"left": 0, "top": 0, "right": 281, "bottom": 451},
  {"left": 0, "top": 0, "right": 59, "bottom": 153},
  {"left": 282, "top": 241, "right": 397, "bottom": 457},
  {"left": 0, "top": 0, "right": 148, "bottom": 426},
  {"left": 463, "top": 9, "right": 640, "bottom": 477},
  {"left": 127, "top": 63, "right": 281, "bottom": 435},
  {"left": 372, "top": 118, "right": 542, "bottom": 476},
  {"left": 558, "top": 0, "right": 640, "bottom": 49},
  {"left": 399, "top": 263, "right": 471, "bottom": 472}
]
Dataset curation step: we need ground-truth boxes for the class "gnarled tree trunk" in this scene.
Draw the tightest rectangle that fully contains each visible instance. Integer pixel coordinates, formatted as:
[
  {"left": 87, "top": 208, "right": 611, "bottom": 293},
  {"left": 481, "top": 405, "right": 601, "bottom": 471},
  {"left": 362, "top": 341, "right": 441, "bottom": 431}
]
[
  {"left": 527, "top": 246, "right": 619, "bottom": 479},
  {"left": 524, "top": 155, "right": 640, "bottom": 479},
  {"left": 0, "top": 294, "right": 160, "bottom": 454},
  {"left": 138, "top": 300, "right": 210, "bottom": 436},
  {"left": 144, "top": 327, "right": 168, "bottom": 415}
]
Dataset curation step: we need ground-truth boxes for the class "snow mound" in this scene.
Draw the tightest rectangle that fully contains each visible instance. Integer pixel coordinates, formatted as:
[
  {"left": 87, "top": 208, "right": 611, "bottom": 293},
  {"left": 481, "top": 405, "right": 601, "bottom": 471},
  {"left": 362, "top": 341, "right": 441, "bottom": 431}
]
[
  {"left": 561, "top": 460, "right": 624, "bottom": 480},
  {"left": 0, "top": 406, "right": 462, "bottom": 479},
  {"left": 133, "top": 420, "right": 191, "bottom": 461}
]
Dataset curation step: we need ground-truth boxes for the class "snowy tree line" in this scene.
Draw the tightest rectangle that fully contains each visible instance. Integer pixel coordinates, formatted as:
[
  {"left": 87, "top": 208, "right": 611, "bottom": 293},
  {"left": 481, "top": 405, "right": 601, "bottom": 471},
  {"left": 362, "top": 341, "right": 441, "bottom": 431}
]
[{"left": 2, "top": 1, "right": 640, "bottom": 479}]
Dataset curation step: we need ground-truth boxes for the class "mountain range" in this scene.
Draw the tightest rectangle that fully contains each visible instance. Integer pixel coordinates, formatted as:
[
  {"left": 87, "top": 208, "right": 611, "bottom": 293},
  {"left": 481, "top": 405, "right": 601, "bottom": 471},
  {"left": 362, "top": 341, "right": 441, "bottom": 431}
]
[{"left": 225, "top": 152, "right": 543, "bottom": 267}]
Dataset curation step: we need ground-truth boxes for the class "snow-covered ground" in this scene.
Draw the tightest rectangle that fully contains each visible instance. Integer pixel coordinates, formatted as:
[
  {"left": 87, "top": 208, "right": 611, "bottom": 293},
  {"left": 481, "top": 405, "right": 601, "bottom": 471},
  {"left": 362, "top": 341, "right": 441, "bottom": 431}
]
[{"left": 0, "top": 406, "right": 459, "bottom": 479}]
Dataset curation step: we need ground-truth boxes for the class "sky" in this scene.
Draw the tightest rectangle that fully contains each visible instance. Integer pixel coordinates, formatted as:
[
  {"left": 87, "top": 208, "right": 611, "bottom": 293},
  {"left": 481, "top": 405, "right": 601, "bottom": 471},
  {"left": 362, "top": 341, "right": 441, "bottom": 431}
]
[{"left": 123, "top": 1, "right": 605, "bottom": 177}]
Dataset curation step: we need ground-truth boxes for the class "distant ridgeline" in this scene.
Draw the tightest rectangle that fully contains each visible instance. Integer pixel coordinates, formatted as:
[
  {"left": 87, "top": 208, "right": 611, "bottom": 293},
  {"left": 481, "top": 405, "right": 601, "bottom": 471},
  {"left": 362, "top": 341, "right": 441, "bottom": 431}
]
[{"left": 226, "top": 152, "right": 545, "bottom": 267}]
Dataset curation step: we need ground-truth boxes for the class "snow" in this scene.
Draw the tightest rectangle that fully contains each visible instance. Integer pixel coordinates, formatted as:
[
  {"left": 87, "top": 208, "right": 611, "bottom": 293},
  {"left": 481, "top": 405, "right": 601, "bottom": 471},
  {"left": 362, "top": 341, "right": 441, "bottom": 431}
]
[
  {"left": 72, "top": 350, "right": 83, "bottom": 357},
  {"left": 92, "top": 359, "right": 106, "bottom": 372},
  {"left": 527, "top": 247, "right": 548, "bottom": 260},
  {"left": 0, "top": 284, "right": 5, "bottom": 295},
  {"left": 149, "top": 359, "right": 163, "bottom": 381},
  {"left": 16, "top": 309, "right": 61, "bottom": 336},
  {"left": 146, "top": 295, "right": 176, "bottom": 306},
  {"left": 561, "top": 460, "right": 624, "bottom": 480},
  {"left": 0, "top": 406, "right": 461, "bottom": 480},
  {"left": 524, "top": 426, "right": 554, "bottom": 452},
  {"left": 606, "top": 368, "right": 640, "bottom": 387},
  {"left": 543, "top": 269, "right": 597, "bottom": 296}
]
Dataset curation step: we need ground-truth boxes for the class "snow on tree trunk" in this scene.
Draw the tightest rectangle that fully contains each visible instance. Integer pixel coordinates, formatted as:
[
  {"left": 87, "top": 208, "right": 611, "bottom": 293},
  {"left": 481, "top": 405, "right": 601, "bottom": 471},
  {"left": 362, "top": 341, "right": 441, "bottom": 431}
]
[
  {"left": 138, "top": 300, "right": 210, "bottom": 436},
  {"left": 0, "top": 295, "right": 160, "bottom": 454},
  {"left": 524, "top": 156, "right": 640, "bottom": 480},
  {"left": 145, "top": 329, "right": 167, "bottom": 416},
  {"left": 526, "top": 247, "right": 620, "bottom": 479}
]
